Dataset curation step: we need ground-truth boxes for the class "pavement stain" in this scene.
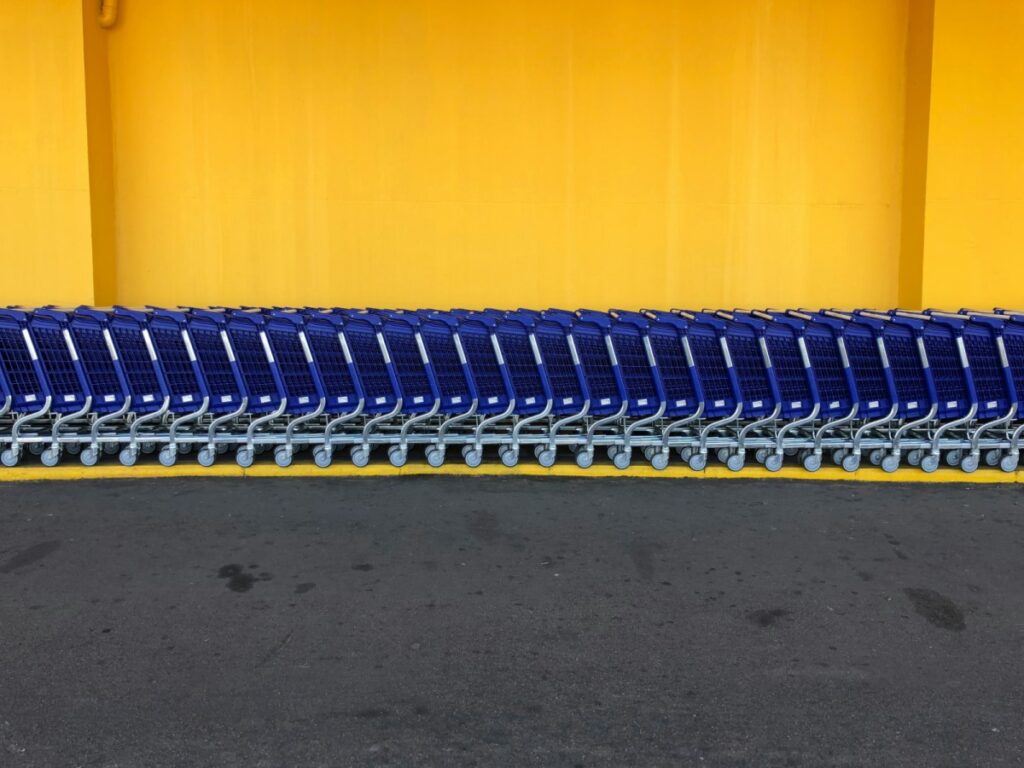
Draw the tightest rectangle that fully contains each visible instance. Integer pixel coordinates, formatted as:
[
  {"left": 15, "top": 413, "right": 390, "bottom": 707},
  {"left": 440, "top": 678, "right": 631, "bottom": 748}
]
[
  {"left": 0, "top": 540, "right": 61, "bottom": 574},
  {"left": 748, "top": 608, "right": 791, "bottom": 628},
  {"left": 217, "top": 563, "right": 272, "bottom": 593},
  {"left": 904, "top": 587, "right": 966, "bottom": 631}
]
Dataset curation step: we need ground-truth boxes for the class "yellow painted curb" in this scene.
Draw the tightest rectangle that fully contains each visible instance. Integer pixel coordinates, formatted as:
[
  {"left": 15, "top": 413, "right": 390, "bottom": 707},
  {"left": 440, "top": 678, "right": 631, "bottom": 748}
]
[{"left": 0, "top": 458, "right": 1018, "bottom": 483}]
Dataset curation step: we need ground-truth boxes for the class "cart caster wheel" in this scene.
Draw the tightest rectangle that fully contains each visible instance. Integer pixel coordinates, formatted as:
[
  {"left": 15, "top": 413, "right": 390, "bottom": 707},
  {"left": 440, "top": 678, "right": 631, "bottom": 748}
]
[
  {"left": 607, "top": 445, "right": 621, "bottom": 461},
  {"left": 101, "top": 442, "right": 118, "bottom": 456},
  {"left": 842, "top": 454, "right": 860, "bottom": 473},
  {"left": 533, "top": 444, "right": 546, "bottom": 459},
  {"left": 274, "top": 446, "right": 293, "bottom": 468},
  {"left": 784, "top": 447, "right": 799, "bottom": 457},
  {"left": 803, "top": 453, "right": 822, "bottom": 472},
  {"left": 946, "top": 449, "right": 962, "bottom": 467},
  {"left": 650, "top": 451, "right": 669, "bottom": 471},
  {"left": 613, "top": 450, "right": 631, "bottom": 470},
  {"left": 388, "top": 446, "right": 408, "bottom": 468},
  {"left": 500, "top": 448, "right": 519, "bottom": 468},
  {"left": 868, "top": 449, "right": 884, "bottom": 466},
  {"left": 960, "top": 454, "right": 979, "bottom": 473},
  {"left": 28, "top": 443, "right": 44, "bottom": 456},
  {"left": 537, "top": 449, "right": 557, "bottom": 468},
  {"left": 197, "top": 447, "right": 216, "bottom": 467},
  {"left": 65, "top": 443, "right": 81, "bottom": 456},
  {"left": 688, "top": 452, "right": 707, "bottom": 472},
  {"left": 754, "top": 448, "right": 769, "bottom": 465},
  {"left": 1000, "top": 454, "right": 1019, "bottom": 473},
  {"left": 80, "top": 447, "right": 99, "bottom": 467},
  {"left": 678, "top": 447, "right": 693, "bottom": 461},
  {"left": 214, "top": 444, "right": 228, "bottom": 455},
  {"left": 464, "top": 449, "right": 482, "bottom": 468},
  {"left": 425, "top": 447, "right": 445, "bottom": 468},
  {"left": 313, "top": 447, "right": 332, "bottom": 468},
  {"left": 575, "top": 449, "right": 594, "bottom": 469},
  {"left": 158, "top": 447, "right": 177, "bottom": 467},
  {"left": 141, "top": 442, "right": 156, "bottom": 454},
  {"left": 906, "top": 449, "right": 923, "bottom": 467},
  {"left": 881, "top": 455, "right": 900, "bottom": 474},
  {"left": 236, "top": 448, "right": 254, "bottom": 468},
  {"left": 461, "top": 445, "right": 473, "bottom": 459},
  {"left": 726, "top": 453, "right": 745, "bottom": 472},
  {"left": 119, "top": 447, "right": 138, "bottom": 467},
  {"left": 764, "top": 453, "right": 784, "bottom": 472},
  {"left": 832, "top": 448, "right": 847, "bottom": 466},
  {"left": 0, "top": 449, "right": 18, "bottom": 468},
  {"left": 984, "top": 449, "right": 1002, "bottom": 467},
  {"left": 40, "top": 447, "right": 60, "bottom": 467},
  {"left": 716, "top": 448, "right": 731, "bottom": 464},
  {"left": 351, "top": 447, "right": 370, "bottom": 468},
  {"left": 177, "top": 443, "right": 193, "bottom": 455},
  {"left": 920, "top": 454, "right": 940, "bottom": 473}
]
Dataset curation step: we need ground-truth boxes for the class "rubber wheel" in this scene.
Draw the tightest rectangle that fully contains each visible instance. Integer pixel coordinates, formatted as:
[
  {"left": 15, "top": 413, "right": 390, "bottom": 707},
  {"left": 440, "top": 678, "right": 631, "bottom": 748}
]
[
  {"left": 754, "top": 448, "right": 769, "bottom": 465},
  {"left": 158, "top": 447, "right": 177, "bottom": 467},
  {"left": 575, "top": 450, "right": 594, "bottom": 469},
  {"left": 784, "top": 447, "right": 799, "bottom": 457},
  {"left": 881, "top": 454, "right": 900, "bottom": 473},
  {"left": 0, "top": 449, "right": 17, "bottom": 468},
  {"left": 607, "top": 445, "right": 621, "bottom": 461},
  {"left": 650, "top": 451, "right": 669, "bottom": 471},
  {"left": 613, "top": 450, "right": 631, "bottom": 470},
  {"left": 80, "top": 447, "right": 99, "bottom": 467},
  {"left": 425, "top": 447, "right": 445, "bottom": 468},
  {"left": 831, "top": 449, "right": 847, "bottom": 466},
  {"left": 236, "top": 448, "right": 254, "bottom": 468},
  {"left": 119, "top": 447, "right": 138, "bottom": 467},
  {"left": 802, "top": 453, "right": 822, "bottom": 472},
  {"left": 946, "top": 449, "right": 962, "bottom": 467},
  {"left": 274, "top": 447, "right": 293, "bottom": 468},
  {"left": 388, "top": 446, "right": 408, "bottom": 468},
  {"left": 41, "top": 447, "right": 60, "bottom": 467},
  {"left": 102, "top": 442, "right": 119, "bottom": 456},
  {"left": 960, "top": 454, "right": 979, "bottom": 473},
  {"left": 687, "top": 452, "right": 707, "bottom": 472},
  {"left": 178, "top": 443, "right": 193, "bottom": 455},
  {"left": 28, "top": 443, "right": 44, "bottom": 456},
  {"left": 197, "top": 448, "right": 216, "bottom": 467},
  {"left": 842, "top": 454, "right": 860, "bottom": 473},
  {"left": 65, "top": 443, "right": 81, "bottom": 456},
  {"left": 868, "top": 449, "right": 884, "bottom": 466},
  {"left": 313, "top": 447, "right": 332, "bottom": 468},
  {"left": 216, "top": 444, "right": 229, "bottom": 455},
  {"left": 643, "top": 447, "right": 656, "bottom": 462},
  {"left": 1000, "top": 454, "right": 1018, "bottom": 473},
  {"left": 464, "top": 449, "right": 482, "bottom": 468},
  {"left": 537, "top": 449, "right": 556, "bottom": 468},
  {"left": 351, "top": 447, "right": 370, "bottom": 468},
  {"left": 716, "top": 448, "right": 731, "bottom": 464},
  {"left": 984, "top": 449, "right": 1001, "bottom": 467},
  {"left": 141, "top": 442, "right": 157, "bottom": 454},
  {"left": 907, "top": 449, "right": 923, "bottom": 467},
  {"left": 500, "top": 448, "right": 519, "bottom": 468},
  {"left": 678, "top": 447, "right": 693, "bottom": 461},
  {"left": 461, "top": 445, "right": 474, "bottom": 459},
  {"left": 726, "top": 453, "right": 745, "bottom": 472},
  {"left": 764, "top": 453, "right": 783, "bottom": 472},
  {"left": 920, "top": 454, "right": 940, "bottom": 473}
]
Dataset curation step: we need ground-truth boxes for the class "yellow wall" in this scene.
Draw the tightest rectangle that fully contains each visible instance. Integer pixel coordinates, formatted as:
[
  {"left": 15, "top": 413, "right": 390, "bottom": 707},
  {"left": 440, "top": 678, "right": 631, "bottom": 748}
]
[
  {"left": 104, "top": 0, "right": 911, "bottom": 310},
  {"left": 0, "top": 0, "right": 95, "bottom": 305},
  {"left": 920, "top": 0, "right": 1024, "bottom": 309}
]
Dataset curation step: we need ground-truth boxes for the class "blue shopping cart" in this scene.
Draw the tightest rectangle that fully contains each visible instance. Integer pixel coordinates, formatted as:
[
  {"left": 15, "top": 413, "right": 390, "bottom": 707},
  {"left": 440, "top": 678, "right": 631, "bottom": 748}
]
[
  {"left": 0, "top": 309, "right": 50, "bottom": 466},
  {"left": 606, "top": 311, "right": 667, "bottom": 469},
  {"left": 416, "top": 311, "right": 477, "bottom": 467}
]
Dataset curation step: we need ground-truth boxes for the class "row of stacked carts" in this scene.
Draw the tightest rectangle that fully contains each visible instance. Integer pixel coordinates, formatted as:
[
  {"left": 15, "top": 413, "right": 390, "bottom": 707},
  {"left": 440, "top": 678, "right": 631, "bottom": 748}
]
[{"left": 0, "top": 306, "right": 1021, "bottom": 473}]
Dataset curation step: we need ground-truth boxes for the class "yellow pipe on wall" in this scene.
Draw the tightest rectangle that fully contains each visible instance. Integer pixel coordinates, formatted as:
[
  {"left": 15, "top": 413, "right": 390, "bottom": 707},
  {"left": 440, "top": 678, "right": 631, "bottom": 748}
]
[{"left": 98, "top": 0, "right": 118, "bottom": 29}]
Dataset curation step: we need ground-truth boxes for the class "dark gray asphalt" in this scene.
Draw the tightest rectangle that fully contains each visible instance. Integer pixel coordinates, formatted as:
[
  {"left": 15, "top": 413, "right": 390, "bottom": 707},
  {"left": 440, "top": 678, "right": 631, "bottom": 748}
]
[{"left": 1, "top": 477, "right": 1022, "bottom": 767}]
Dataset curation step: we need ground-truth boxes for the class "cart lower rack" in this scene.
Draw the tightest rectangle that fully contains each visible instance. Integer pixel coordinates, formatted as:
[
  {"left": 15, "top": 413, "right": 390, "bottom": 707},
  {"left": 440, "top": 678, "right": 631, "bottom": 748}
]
[{"left": 0, "top": 306, "right": 1019, "bottom": 474}]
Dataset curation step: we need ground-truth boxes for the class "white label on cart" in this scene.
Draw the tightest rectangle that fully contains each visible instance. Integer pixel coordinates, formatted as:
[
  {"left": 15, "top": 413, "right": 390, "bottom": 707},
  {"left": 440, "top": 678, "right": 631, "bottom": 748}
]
[
  {"left": 182, "top": 331, "right": 197, "bottom": 362},
  {"left": 525, "top": 396, "right": 536, "bottom": 406},
  {"left": 25, "top": 394, "right": 36, "bottom": 403},
  {"left": 298, "top": 332, "right": 313, "bottom": 364},
  {"left": 491, "top": 335, "right": 505, "bottom": 366},
  {"left": 637, "top": 398, "right": 648, "bottom": 406},
  {"left": 375, "top": 396, "right": 387, "bottom": 405},
  {"left": 868, "top": 400, "right": 879, "bottom": 409},
  {"left": 21, "top": 329, "right": 37, "bottom": 361},
  {"left": 675, "top": 399, "right": 687, "bottom": 408},
  {"left": 259, "top": 332, "right": 275, "bottom": 363},
  {"left": 413, "top": 396, "right": 424, "bottom": 404},
  {"left": 599, "top": 397, "right": 611, "bottom": 406},
  {"left": 987, "top": 400, "right": 998, "bottom": 410},
  {"left": 567, "top": 336, "right": 581, "bottom": 366},
  {"left": 908, "top": 400, "right": 918, "bottom": 409},
  {"left": 63, "top": 330, "right": 78, "bottom": 361},
  {"left": 102, "top": 329, "right": 119, "bottom": 361},
  {"left": 338, "top": 333, "right": 353, "bottom": 365},
  {"left": 64, "top": 394, "right": 75, "bottom": 402},
  {"left": 605, "top": 336, "right": 619, "bottom": 367},
  {"left": 259, "top": 395, "right": 271, "bottom": 404},
  {"left": 142, "top": 394, "right": 154, "bottom": 403},
  {"left": 376, "top": 333, "right": 391, "bottom": 364},
  {"left": 221, "top": 395, "right": 233, "bottom": 403},
  {"left": 946, "top": 400, "right": 958, "bottom": 409},
  {"left": 298, "top": 396, "right": 309, "bottom": 405},
  {"left": 562, "top": 397, "right": 574, "bottom": 406},
  {"left": 220, "top": 331, "right": 235, "bottom": 362},
  {"left": 487, "top": 396, "right": 499, "bottom": 405},
  {"left": 337, "top": 396, "right": 348, "bottom": 404},
  {"left": 104, "top": 394, "right": 116, "bottom": 403},
  {"left": 142, "top": 329, "right": 157, "bottom": 361},
  {"left": 182, "top": 394, "right": 193, "bottom": 403},
  {"left": 791, "top": 400, "right": 802, "bottom": 409},
  {"left": 829, "top": 400, "right": 840, "bottom": 409},
  {"left": 451, "top": 396, "right": 462, "bottom": 405},
  {"left": 714, "top": 399, "right": 726, "bottom": 408},
  {"left": 752, "top": 400, "right": 763, "bottom": 408}
]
